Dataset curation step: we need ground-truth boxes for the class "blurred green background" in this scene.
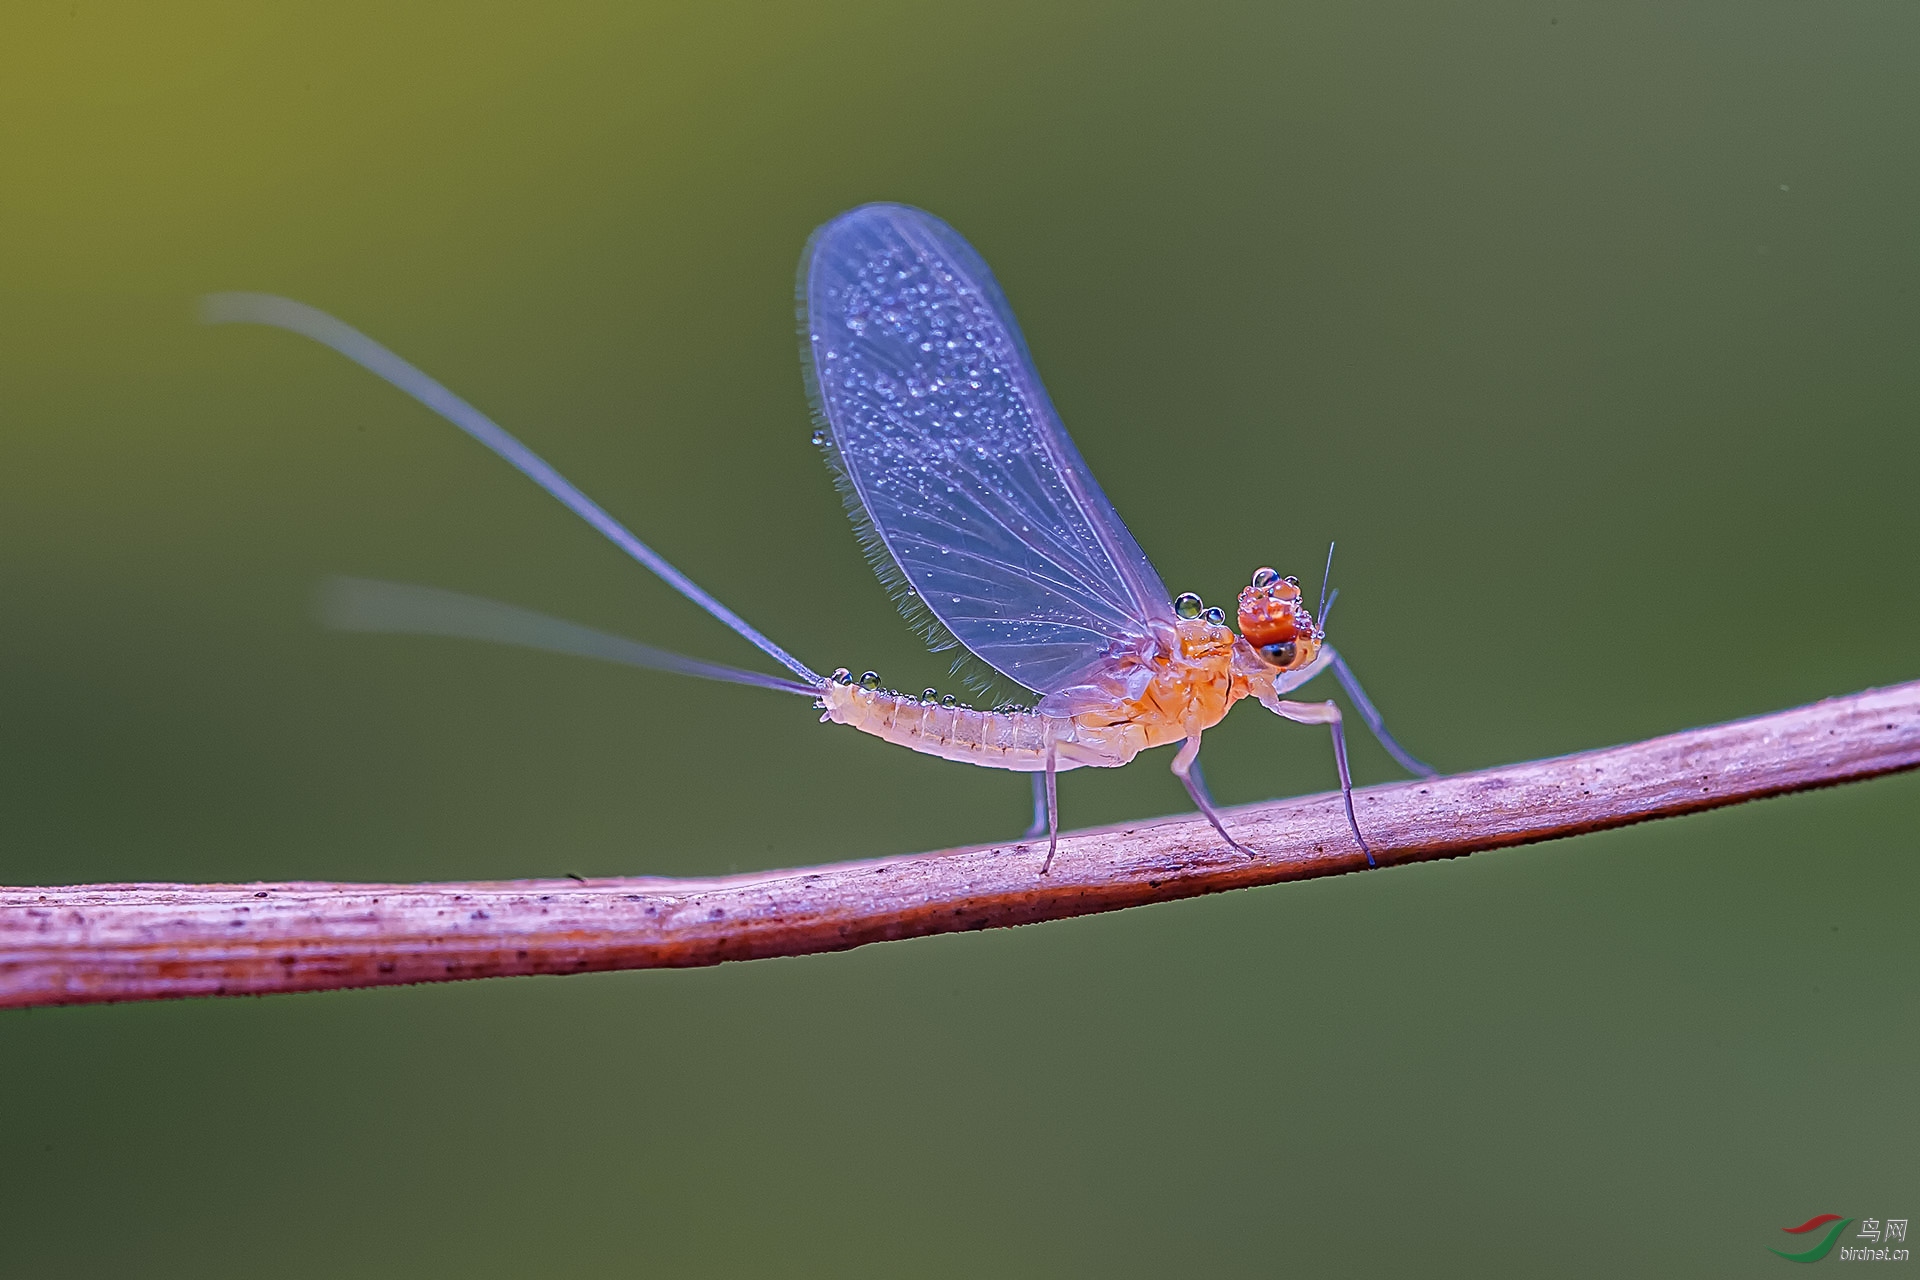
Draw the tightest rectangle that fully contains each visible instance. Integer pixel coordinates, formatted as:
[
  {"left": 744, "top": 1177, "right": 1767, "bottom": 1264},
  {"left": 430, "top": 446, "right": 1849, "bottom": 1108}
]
[{"left": 2, "top": 2, "right": 1915, "bottom": 1275}]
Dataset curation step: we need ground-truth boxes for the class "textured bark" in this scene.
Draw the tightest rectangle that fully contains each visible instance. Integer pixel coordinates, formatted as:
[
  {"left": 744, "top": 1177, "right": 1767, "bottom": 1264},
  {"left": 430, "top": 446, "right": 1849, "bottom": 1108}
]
[{"left": 4, "top": 681, "right": 1916, "bottom": 1011}]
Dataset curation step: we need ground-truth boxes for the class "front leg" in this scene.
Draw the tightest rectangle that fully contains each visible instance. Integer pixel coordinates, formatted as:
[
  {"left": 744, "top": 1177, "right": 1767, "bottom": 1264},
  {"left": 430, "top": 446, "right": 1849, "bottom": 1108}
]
[
  {"left": 1324, "top": 647, "right": 1437, "bottom": 778},
  {"left": 1267, "top": 698, "right": 1375, "bottom": 868}
]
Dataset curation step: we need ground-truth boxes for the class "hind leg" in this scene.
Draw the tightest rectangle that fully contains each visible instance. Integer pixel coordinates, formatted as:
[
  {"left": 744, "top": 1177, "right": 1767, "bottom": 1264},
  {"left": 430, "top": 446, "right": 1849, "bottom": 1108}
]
[
  {"left": 1039, "top": 742, "right": 1062, "bottom": 875},
  {"left": 1024, "top": 772, "right": 1048, "bottom": 840}
]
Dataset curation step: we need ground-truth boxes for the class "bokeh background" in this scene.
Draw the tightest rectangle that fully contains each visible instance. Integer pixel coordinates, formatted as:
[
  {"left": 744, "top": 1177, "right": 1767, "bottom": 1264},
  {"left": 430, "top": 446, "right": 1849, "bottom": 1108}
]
[{"left": 2, "top": 3, "right": 1916, "bottom": 1275}]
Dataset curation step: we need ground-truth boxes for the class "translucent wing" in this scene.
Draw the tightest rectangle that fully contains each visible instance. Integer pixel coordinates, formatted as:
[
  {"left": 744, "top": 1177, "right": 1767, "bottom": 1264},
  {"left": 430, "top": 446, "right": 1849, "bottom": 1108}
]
[{"left": 801, "top": 204, "right": 1173, "bottom": 695}]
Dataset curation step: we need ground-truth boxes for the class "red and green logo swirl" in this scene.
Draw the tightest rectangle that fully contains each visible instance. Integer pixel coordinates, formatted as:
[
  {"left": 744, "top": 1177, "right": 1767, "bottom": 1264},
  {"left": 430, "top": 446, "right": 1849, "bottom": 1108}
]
[{"left": 1769, "top": 1215, "right": 1853, "bottom": 1263}]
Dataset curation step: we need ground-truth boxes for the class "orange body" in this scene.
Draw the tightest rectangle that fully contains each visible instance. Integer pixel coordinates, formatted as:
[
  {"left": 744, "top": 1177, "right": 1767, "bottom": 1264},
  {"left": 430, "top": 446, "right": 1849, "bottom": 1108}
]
[{"left": 820, "top": 584, "right": 1325, "bottom": 772}]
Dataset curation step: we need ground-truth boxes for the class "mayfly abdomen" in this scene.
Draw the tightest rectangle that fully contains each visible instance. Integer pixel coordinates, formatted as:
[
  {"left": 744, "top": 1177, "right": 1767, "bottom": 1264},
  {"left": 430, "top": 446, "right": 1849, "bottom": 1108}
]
[{"left": 819, "top": 682, "right": 1122, "bottom": 772}]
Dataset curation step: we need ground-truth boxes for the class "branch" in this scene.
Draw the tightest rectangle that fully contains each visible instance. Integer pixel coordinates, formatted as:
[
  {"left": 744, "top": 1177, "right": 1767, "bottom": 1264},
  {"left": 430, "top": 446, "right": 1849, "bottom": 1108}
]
[{"left": 4, "top": 682, "right": 1916, "bottom": 1011}]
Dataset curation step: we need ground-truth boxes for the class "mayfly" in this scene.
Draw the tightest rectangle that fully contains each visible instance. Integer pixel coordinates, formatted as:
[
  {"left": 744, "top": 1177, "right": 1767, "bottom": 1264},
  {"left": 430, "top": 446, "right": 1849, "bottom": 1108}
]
[{"left": 206, "top": 203, "right": 1434, "bottom": 871}]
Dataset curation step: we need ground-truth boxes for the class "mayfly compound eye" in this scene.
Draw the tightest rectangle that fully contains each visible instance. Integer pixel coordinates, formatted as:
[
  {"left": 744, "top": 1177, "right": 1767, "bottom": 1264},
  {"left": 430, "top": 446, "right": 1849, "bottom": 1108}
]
[{"left": 1260, "top": 641, "right": 1298, "bottom": 667}]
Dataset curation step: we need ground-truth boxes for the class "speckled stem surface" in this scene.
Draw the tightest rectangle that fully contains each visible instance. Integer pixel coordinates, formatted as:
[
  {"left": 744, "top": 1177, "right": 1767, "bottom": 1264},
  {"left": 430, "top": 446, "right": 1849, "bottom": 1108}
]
[{"left": 4, "top": 681, "right": 1916, "bottom": 1011}]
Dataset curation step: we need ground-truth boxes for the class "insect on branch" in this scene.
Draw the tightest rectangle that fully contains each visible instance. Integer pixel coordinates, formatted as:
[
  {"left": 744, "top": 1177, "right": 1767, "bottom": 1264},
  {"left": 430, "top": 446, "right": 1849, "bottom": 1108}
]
[{"left": 3, "top": 680, "right": 1915, "bottom": 1012}]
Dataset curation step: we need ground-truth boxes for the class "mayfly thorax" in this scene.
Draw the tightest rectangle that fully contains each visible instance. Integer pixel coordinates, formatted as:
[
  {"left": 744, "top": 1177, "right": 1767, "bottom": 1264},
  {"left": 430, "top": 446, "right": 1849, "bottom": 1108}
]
[{"left": 206, "top": 203, "right": 1434, "bottom": 872}]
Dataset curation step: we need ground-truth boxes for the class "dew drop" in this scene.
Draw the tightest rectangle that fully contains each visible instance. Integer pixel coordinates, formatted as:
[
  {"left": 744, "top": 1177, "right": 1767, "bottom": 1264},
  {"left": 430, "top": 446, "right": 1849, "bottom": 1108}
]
[
  {"left": 941, "top": 694, "right": 958, "bottom": 707},
  {"left": 1174, "top": 592, "right": 1204, "bottom": 620},
  {"left": 832, "top": 667, "right": 852, "bottom": 684},
  {"left": 1202, "top": 606, "right": 1227, "bottom": 626},
  {"left": 810, "top": 428, "right": 828, "bottom": 446},
  {"left": 922, "top": 689, "right": 938, "bottom": 704},
  {"left": 859, "top": 671, "right": 882, "bottom": 690},
  {"left": 1251, "top": 566, "right": 1279, "bottom": 589}
]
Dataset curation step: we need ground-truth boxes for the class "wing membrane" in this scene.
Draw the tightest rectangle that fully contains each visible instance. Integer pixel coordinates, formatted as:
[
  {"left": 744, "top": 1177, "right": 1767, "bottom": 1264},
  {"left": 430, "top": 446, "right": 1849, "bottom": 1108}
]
[{"left": 801, "top": 204, "right": 1172, "bottom": 694}]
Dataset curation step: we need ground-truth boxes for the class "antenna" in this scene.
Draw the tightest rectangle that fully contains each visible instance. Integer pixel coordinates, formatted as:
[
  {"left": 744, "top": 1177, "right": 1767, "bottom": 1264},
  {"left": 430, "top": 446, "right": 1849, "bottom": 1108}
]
[{"left": 1317, "top": 541, "right": 1336, "bottom": 622}]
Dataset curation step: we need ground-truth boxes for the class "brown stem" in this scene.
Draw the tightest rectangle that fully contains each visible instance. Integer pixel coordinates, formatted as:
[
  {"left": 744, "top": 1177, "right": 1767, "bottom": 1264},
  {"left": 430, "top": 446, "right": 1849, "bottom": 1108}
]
[{"left": 4, "top": 682, "right": 1916, "bottom": 1011}]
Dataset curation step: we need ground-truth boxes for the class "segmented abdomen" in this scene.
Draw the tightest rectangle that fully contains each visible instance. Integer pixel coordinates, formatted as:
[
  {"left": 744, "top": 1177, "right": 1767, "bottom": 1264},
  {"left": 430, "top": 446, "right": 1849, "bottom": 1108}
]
[{"left": 818, "top": 684, "right": 1133, "bottom": 772}]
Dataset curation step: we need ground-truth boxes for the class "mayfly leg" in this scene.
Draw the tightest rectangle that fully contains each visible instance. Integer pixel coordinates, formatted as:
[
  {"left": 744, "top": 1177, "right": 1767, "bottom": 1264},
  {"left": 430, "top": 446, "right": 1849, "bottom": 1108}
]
[
  {"left": 1170, "top": 732, "right": 1258, "bottom": 859},
  {"left": 1038, "top": 740, "right": 1061, "bottom": 875},
  {"left": 1025, "top": 774, "right": 1049, "bottom": 841},
  {"left": 1324, "top": 647, "right": 1436, "bottom": 778},
  {"left": 1267, "top": 699, "right": 1374, "bottom": 868}
]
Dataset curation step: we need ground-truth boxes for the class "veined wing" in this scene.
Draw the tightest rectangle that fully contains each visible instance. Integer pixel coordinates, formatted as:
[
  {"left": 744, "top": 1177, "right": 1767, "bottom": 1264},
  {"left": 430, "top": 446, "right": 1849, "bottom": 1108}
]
[{"left": 801, "top": 204, "right": 1172, "bottom": 695}]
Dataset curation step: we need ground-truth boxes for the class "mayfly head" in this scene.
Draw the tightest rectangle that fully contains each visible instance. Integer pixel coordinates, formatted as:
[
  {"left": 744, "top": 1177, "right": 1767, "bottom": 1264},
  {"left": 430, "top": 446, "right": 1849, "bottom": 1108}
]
[{"left": 1237, "top": 566, "right": 1323, "bottom": 674}]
